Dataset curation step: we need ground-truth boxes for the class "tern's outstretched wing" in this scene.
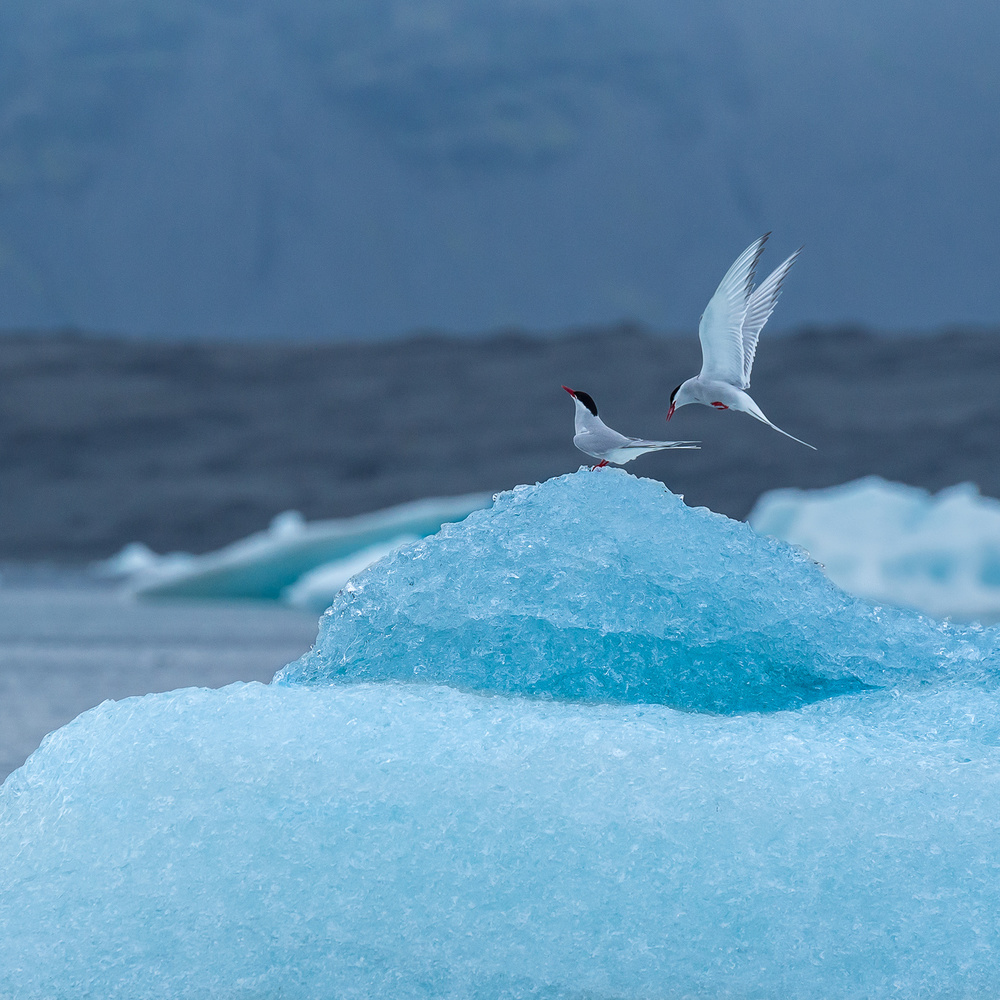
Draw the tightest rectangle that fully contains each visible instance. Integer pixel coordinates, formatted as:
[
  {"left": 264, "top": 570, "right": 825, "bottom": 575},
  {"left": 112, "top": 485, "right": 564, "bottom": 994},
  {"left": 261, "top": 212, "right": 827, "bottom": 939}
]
[
  {"left": 740, "top": 247, "right": 801, "bottom": 388},
  {"left": 698, "top": 234, "right": 769, "bottom": 385}
]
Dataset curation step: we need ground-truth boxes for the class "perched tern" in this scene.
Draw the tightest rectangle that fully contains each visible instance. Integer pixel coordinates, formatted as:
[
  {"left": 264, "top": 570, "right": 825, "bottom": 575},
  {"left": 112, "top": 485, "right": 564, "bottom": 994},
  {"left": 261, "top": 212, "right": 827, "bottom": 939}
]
[
  {"left": 563, "top": 386, "right": 699, "bottom": 467},
  {"left": 666, "top": 234, "right": 816, "bottom": 449}
]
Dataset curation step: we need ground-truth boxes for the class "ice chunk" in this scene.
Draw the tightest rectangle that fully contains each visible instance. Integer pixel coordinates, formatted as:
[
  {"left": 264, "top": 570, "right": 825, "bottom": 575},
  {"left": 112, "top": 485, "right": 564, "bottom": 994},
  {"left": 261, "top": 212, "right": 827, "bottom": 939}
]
[
  {"left": 95, "top": 541, "right": 196, "bottom": 578},
  {"left": 750, "top": 476, "right": 1000, "bottom": 621},
  {"left": 278, "top": 469, "right": 995, "bottom": 713},
  {"left": 117, "top": 494, "right": 491, "bottom": 601},
  {"left": 281, "top": 535, "right": 420, "bottom": 612},
  {"left": 7, "top": 470, "right": 1000, "bottom": 997},
  {"left": 5, "top": 681, "right": 1000, "bottom": 998},
  {"left": 266, "top": 509, "right": 307, "bottom": 536}
]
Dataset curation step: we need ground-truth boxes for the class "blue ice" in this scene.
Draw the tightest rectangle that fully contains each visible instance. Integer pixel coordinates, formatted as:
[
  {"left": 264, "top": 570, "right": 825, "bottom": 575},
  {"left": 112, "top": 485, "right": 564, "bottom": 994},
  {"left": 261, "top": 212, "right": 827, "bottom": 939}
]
[
  {"left": 4, "top": 469, "right": 1000, "bottom": 999},
  {"left": 280, "top": 470, "right": 999, "bottom": 711}
]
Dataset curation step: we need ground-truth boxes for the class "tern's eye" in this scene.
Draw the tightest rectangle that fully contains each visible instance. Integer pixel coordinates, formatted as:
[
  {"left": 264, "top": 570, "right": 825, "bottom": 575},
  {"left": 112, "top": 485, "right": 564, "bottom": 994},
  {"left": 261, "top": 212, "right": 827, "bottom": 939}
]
[{"left": 669, "top": 384, "right": 681, "bottom": 404}]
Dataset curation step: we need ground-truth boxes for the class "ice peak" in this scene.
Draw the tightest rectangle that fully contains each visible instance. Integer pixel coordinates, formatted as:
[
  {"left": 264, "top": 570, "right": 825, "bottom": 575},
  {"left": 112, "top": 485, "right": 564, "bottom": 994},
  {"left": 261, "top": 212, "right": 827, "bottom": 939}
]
[{"left": 277, "top": 470, "right": 989, "bottom": 712}]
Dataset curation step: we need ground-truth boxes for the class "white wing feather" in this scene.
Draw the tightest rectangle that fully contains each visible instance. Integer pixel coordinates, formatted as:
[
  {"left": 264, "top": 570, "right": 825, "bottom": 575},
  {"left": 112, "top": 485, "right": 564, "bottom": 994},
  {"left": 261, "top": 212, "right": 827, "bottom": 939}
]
[
  {"left": 697, "top": 234, "right": 769, "bottom": 385},
  {"left": 740, "top": 247, "right": 801, "bottom": 388}
]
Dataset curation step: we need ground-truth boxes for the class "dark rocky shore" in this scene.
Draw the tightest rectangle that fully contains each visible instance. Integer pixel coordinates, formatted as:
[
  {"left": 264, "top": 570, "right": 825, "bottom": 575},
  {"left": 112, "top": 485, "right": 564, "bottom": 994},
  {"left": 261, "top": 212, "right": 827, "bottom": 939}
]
[{"left": 0, "top": 326, "right": 996, "bottom": 561}]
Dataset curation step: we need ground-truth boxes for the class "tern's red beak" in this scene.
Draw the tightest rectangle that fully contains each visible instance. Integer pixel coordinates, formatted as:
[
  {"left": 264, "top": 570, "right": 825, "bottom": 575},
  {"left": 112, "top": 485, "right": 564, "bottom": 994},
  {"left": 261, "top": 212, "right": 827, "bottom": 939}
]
[
  {"left": 562, "top": 385, "right": 576, "bottom": 397},
  {"left": 666, "top": 401, "right": 675, "bottom": 421}
]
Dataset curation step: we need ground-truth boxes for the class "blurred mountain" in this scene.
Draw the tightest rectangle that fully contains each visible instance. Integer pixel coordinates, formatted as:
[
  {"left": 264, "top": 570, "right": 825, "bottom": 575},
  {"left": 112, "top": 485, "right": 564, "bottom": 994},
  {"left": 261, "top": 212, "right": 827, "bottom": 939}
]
[
  {"left": 0, "top": 0, "right": 998, "bottom": 338},
  {"left": 0, "top": 326, "right": 997, "bottom": 561}
]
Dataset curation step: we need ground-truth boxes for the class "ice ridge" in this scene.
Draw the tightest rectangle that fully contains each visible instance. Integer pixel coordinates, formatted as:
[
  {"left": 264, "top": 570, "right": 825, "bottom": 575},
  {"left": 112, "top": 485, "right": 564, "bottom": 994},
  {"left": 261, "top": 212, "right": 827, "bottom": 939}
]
[
  {"left": 8, "top": 681, "right": 1000, "bottom": 998},
  {"left": 277, "top": 469, "right": 998, "bottom": 712}
]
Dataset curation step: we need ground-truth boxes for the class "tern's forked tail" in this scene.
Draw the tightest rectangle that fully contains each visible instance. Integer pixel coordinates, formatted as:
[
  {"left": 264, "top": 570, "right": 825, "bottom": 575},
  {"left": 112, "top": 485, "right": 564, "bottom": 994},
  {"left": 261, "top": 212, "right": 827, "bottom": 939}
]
[
  {"left": 627, "top": 439, "right": 700, "bottom": 452},
  {"left": 740, "top": 396, "right": 816, "bottom": 450},
  {"left": 765, "top": 420, "right": 816, "bottom": 450}
]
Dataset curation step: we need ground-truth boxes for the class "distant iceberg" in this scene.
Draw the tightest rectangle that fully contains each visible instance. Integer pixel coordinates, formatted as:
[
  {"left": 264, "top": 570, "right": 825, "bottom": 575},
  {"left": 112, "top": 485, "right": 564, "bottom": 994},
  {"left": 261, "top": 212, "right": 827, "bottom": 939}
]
[
  {"left": 6, "top": 470, "right": 1000, "bottom": 998},
  {"left": 104, "top": 494, "right": 491, "bottom": 603},
  {"left": 280, "top": 534, "right": 420, "bottom": 613},
  {"left": 750, "top": 476, "right": 1000, "bottom": 621}
]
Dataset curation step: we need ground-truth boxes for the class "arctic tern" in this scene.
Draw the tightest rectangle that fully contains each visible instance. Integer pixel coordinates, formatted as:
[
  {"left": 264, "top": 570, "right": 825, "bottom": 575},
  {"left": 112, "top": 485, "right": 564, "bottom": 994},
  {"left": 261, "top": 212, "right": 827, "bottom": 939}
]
[
  {"left": 666, "top": 234, "right": 816, "bottom": 449},
  {"left": 563, "top": 386, "right": 699, "bottom": 467}
]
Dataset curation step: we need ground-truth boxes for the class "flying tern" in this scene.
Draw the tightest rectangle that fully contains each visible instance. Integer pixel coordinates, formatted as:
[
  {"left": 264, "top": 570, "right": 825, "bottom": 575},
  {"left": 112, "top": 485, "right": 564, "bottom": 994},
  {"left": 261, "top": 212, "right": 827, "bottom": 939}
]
[
  {"left": 666, "top": 234, "right": 816, "bottom": 449},
  {"left": 563, "top": 386, "right": 699, "bottom": 467}
]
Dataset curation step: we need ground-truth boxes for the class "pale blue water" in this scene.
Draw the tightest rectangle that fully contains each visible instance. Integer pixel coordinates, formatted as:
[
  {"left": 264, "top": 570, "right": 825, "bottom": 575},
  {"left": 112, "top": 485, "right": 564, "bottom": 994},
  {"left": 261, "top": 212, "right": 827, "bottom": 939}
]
[{"left": 3, "top": 470, "right": 1000, "bottom": 998}]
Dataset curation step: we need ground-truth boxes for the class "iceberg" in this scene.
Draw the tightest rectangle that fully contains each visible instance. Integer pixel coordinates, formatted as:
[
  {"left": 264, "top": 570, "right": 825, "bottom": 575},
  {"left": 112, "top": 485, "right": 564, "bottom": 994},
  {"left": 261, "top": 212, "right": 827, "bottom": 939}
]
[
  {"left": 5, "top": 470, "right": 1000, "bottom": 998},
  {"left": 278, "top": 471, "right": 994, "bottom": 713},
  {"left": 750, "top": 476, "right": 1000, "bottom": 621},
  {"left": 111, "top": 494, "right": 491, "bottom": 602}
]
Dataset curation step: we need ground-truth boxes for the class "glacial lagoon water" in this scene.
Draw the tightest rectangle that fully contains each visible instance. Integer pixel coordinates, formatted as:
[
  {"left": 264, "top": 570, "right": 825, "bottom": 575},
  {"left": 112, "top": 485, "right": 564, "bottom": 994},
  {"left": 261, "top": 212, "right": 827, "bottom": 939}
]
[{"left": 4, "top": 470, "right": 1000, "bottom": 998}]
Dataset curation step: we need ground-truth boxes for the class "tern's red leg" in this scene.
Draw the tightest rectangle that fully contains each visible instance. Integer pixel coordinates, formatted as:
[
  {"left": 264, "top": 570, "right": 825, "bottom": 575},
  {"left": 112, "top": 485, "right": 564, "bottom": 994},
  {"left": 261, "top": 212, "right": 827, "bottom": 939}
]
[
  {"left": 591, "top": 460, "right": 609, "bottom": 470},
  {"left": 711, "top": 402, "right": 729, "bottom": 409}
]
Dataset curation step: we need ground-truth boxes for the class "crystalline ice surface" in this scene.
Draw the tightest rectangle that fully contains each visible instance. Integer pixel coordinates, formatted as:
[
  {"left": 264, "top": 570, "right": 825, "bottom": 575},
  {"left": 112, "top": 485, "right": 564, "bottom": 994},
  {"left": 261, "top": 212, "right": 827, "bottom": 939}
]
[
  {"left": 4, "top": 469, "right": 1000, "bottom": 999},
  {"left": 750, "top": 475, "right": 1000, "bottom": 621},
  {"left": 279, "top": 470, "right": 996, "bottom": 711}
]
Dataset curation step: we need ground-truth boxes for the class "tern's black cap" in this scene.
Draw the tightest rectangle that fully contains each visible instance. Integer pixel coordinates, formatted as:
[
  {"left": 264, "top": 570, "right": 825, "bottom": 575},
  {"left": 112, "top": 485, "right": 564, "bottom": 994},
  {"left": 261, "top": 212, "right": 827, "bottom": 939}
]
[{"left": 570, "top": 389, "right": 598, "bottom": 416}]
